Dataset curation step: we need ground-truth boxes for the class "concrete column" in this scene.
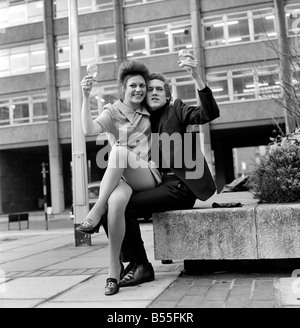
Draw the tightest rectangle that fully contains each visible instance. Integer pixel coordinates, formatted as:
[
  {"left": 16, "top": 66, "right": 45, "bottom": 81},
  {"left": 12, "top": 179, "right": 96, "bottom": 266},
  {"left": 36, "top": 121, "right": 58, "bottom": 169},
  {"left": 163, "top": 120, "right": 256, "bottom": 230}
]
[
  {"left": 190, "top": 0, "right": 215, "bottom": 175},
  {"left": 43, "top": 0, "right": 65, "bottom": 213},
  {"left": 113, "top": 0, "right": 127, "bottom": 73},
  {"left": 274, "top": 0, "right": 295, "bottom": 133}
]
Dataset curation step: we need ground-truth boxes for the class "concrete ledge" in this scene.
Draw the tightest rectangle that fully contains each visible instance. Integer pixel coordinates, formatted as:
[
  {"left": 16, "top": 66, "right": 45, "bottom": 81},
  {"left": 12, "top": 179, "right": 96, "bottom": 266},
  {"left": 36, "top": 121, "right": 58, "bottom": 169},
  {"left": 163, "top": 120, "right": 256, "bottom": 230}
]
[
  {"left": 152, "top": 192, "right": 300, "bottom": 261},
  {"left": 153, "top": 206, "right": 257, "bottom": 260},
  {"left": 256, "top": 204, "right": 300, "bottom": 259}
]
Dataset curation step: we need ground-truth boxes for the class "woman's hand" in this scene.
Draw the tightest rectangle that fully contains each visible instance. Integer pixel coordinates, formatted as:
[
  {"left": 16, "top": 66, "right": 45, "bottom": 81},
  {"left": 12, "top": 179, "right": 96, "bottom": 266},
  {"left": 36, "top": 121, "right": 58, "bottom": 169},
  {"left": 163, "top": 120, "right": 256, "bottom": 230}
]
[
  {"left": 81, "top": 75, "right": 95, "bottom": 97},
  {"left": 178, "top": 54, "right": 200, "bottom": 79}
]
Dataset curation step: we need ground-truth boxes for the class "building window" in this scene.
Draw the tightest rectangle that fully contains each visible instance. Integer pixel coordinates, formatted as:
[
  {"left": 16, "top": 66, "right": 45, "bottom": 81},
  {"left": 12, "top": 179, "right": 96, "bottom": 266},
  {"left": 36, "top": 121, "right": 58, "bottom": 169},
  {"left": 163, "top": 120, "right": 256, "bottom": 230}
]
[
  {"left": 0, "top": 99, "right": 10, "bottom": 126},
  {"left": 252, "top": 8, "right": 276, "bottom": 40},
  {"left": 206, "top": 72, "right": 230, "bottom": 102},
  {"left": 57, "top": 84, "right": 118, "bottom": 120},
  {"left": 58, "top": 89, "right": 71, "bottom": 120},
  {"left": 232, "top": 69, "right": 256, "bottom": 101},
  {"left": 202, "top": 8, "right": 276, "bottom": 47},
  {"left": 203, "top": 15, "right": 224, "bottom": 47},
  {"left": 53, "top": 0, "right": 68, "bottom": 18},
  {"left": 32, "top": 94, "right": 47, "bottom": 122},
  {"left": 126, "top": 28, "right": 147, "bottom": 57},
  {"left": 12, "top": 97, "right": 30, "bottom": 124},
  {"left": 149, "top": 25, "right": 168, "bottom": 55},
  {"left": 97, "top": 32, "right": 117, "bottom": 62},
  {"left": 226, "top": 12, "right": 250, "bottom": 44},
  {"left": 95, "top": 0, "right": 113, "bottom": 11},
  {"left": 173, "top": 76, "right": 197, "bottom": 106},
  {"left": 0, "top": 0, "right": 43, "bottom": 28},
  {"left": 206, "top": 65, "right": 281, "bottom": 103},
  {"left": 10, "top": 52, "right": 28, "bottom": 75},
  {"left": 255, "top": 66, "right": 281, "bottom": 99},
  {"left": 27, "top": 1, "right": 44, "bottom": 23},
  {"left": 53, "top": 0, "right": 113, "bottom": 18},
  {"left": 29, "top": 44, "right": 46, "bottom": 72},
  {"left": 80, "top": 35, "right": 97, "bottom": 65},
  {"left": 77, "top": 0, "right": 93, "bottom": 15},
  {"left": 56, "top": 39, "right": 70, "bottom": 69},
  {"left": 0, "top": 43, "right": 45, "bottom": 77},
  {"left": 170, "top": 21, "right": 192, "bottom": 52},
  {"left": 56, "top": 32, "right": 117, "bottom": 69},
  {"left": 0, "top": 50, "right": 9, "bottom": 77},
  {"left": 286, "top": 3, "right": 300, "bottom": 36},
  {"left": 0, "top": 94, "right": 48, "bottom": 126},
  {"left": 126, "top": 21, "right": 192, "bottom": 59},
  {"left": 123, "top": 0, "right": 163, "bottom": 6}
]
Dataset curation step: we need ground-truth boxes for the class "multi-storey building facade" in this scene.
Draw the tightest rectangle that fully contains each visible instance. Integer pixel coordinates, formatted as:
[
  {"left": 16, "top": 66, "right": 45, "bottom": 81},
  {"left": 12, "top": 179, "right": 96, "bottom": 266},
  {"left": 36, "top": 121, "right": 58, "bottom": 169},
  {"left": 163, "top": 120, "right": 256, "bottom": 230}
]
[{"left": 0, "top": 0, "right": 299, "bottom": 214}]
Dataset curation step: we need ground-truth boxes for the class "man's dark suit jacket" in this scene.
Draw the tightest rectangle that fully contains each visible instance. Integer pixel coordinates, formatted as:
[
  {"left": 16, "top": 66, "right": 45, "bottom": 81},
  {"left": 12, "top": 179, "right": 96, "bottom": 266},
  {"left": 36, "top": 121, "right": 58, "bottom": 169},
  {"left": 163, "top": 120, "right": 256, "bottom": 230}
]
[{"left": 154, "top": 85, "right": 220, "bottom": 201}]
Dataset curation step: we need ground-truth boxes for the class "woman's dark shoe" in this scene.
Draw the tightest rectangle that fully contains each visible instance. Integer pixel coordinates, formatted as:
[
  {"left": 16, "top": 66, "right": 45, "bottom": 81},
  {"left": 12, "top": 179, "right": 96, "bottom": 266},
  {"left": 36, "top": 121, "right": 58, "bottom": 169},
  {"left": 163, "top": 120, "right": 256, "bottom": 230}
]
[
  {"left": 76, "top": 218, "right": 101, "bottom": 234},
  {"left": 105, "top": 278, "right": 119, "bottom": 296}
]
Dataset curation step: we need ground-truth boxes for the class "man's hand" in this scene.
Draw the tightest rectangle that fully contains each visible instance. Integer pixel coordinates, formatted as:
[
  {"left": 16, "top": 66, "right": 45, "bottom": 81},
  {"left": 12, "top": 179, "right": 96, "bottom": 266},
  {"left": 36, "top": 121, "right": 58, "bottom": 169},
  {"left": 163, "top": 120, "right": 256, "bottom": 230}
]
[
  {"left": 178, "top": 54, "right": 205, "bottom": 90},
  {"left": 178, "top": 54, "right": 200, "bottom": 79}
]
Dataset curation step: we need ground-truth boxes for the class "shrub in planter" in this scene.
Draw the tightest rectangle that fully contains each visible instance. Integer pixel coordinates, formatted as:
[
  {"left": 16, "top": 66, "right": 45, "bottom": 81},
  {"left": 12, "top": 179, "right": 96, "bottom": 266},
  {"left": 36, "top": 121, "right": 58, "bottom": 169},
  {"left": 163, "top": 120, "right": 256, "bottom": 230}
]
[{"left": 249, "top": 130, "right": 300, "bottom": 204}]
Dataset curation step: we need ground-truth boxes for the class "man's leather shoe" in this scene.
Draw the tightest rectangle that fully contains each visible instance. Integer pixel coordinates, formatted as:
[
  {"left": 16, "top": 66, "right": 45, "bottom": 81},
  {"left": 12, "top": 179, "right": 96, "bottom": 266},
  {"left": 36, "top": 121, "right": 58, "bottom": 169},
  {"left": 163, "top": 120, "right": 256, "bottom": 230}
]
[
  {"left": 119, "top": 262, "right": 155, "bottom": 287},
  {"left": 120, "top": 262, "right": 135, "bottom": 281}
]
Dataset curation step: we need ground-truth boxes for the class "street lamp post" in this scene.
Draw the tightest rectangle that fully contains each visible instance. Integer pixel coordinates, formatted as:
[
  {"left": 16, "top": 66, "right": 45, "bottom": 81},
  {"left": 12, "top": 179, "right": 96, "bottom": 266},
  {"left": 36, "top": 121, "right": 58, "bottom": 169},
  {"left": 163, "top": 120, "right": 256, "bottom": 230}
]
[
  {"left": 41, "top": 162, "right": 48, "bottom": 231},
  {"left": 68, "top": 0, "right": 90, "bottom": 246}
]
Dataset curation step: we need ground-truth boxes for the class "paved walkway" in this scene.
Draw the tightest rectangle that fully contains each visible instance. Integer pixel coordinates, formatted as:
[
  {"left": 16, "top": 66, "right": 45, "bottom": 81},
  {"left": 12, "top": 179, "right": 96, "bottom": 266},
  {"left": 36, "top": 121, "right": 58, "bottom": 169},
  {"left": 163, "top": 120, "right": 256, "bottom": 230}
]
[{"left": 1, "top": 198, "right": 300, "bottom": 309}]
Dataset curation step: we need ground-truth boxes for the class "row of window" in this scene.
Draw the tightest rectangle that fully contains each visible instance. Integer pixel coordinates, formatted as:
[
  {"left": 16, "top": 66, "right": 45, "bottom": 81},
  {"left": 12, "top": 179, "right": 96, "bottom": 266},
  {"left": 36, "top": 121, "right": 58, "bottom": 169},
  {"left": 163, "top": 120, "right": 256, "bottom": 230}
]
[
  {"left": 208, "top": 65, "right": 300, "bottom": 103},
  {"left": 1, "top": 0, "right": 299, "bottom": 34},
  {"left": 0, "top": 94, "right": 47, "bottom": 126},
  {"left": 0, "top": 75, "right": 199, "bottom": 126},
  {"left": 1, "top": 3, "right": 300, "bottom": 77},
  {"left": 202, "top": 4, "right": 300, "bottom": 47},
  {"left": 0, "top": 0, "right": 163, "bottom": 29},
  {"left": 0, "top": 19, "right": 192, "bottom": 76},
  {"left": 2, "top": 66, "right": 299, "bottom": 127}
]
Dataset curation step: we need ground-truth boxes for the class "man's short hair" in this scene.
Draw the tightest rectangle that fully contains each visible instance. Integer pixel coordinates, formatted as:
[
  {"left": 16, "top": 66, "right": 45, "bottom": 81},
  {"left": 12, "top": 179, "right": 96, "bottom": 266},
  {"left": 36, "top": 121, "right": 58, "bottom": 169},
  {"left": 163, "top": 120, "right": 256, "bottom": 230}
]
[{"left": 148, "top": 73, "right": 172, "bottom": 100}]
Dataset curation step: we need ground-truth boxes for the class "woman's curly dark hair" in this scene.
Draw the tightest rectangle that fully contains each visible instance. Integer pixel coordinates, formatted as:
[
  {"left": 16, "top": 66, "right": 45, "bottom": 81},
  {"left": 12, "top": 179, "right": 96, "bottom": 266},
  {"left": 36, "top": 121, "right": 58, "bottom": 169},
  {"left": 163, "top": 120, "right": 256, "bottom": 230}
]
[{"left": 118, "top": 60, "right": 150, "bottom": 87}]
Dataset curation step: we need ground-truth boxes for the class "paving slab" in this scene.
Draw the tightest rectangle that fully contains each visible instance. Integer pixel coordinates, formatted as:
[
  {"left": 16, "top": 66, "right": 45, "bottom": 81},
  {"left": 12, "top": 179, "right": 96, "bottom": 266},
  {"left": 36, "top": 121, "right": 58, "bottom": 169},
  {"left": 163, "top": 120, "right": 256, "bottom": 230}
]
[
  {"left": 0, "top": 275, "right": 91, "bottom": 299},
  {"left": 37, "top": 272, "right": 179, "bottom": 308}
]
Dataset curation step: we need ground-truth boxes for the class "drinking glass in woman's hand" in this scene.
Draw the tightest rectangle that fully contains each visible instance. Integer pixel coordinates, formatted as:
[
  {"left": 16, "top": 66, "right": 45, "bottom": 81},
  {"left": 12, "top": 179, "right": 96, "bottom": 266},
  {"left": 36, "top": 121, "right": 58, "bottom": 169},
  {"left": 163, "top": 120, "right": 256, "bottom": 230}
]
[{"left": 86, "top": 63, "right": 100, "bottom": 84}]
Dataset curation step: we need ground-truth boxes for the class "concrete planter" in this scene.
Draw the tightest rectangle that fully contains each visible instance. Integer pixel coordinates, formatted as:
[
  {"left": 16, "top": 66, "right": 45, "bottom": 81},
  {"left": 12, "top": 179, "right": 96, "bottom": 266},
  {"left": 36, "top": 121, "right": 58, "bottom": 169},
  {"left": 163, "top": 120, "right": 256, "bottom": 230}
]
[{"left": 152, "top": 192, "right": 300, "bottom": 261}]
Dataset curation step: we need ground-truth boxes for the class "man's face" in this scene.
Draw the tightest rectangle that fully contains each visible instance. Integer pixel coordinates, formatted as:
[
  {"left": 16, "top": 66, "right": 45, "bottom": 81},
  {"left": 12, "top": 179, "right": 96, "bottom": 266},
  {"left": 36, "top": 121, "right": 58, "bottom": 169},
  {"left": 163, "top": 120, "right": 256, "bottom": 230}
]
[{"left": 146, "top": 79, "right": 168, "bottom": 112}]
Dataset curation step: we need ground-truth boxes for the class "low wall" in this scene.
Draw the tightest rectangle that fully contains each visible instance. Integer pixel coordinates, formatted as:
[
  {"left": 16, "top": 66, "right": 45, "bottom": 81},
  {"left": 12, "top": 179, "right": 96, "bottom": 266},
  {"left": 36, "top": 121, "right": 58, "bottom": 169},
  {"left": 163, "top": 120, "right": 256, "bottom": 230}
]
[{"left": 153, "top": 192, "right": 300, "bottom": 260}]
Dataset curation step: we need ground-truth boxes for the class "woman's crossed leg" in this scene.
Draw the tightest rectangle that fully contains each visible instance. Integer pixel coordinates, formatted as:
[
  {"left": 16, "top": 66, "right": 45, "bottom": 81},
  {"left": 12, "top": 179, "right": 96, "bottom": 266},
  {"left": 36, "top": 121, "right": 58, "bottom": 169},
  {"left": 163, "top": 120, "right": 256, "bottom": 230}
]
[{"left": 77, "top": 144, "right": 158, "bottom": 232}]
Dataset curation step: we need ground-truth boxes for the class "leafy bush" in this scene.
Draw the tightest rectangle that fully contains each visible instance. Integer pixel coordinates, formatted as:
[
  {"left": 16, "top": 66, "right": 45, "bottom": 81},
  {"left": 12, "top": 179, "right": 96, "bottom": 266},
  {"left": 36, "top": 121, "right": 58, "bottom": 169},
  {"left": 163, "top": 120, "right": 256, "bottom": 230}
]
[
  {"left": 270, "top": 127, "right": 300, "bottom": 147},
  {"left": 249, "top": 131, "right": 300, "bottom": 203}
]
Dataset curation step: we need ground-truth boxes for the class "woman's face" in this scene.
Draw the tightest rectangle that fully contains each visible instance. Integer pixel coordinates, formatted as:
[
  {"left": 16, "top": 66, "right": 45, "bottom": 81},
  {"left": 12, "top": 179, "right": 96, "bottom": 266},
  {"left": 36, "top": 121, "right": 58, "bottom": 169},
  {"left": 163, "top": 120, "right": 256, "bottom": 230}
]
[{"left": 123, "top": 75, "right": 147, "bottom": 109}]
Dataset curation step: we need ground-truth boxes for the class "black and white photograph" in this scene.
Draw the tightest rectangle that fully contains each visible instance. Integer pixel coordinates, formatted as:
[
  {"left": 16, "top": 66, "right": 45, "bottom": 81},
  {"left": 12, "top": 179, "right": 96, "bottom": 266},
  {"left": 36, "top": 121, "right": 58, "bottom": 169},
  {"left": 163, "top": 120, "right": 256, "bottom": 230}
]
[{"left": 0, "top": 0, "right": 300, "bottom": 314}]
